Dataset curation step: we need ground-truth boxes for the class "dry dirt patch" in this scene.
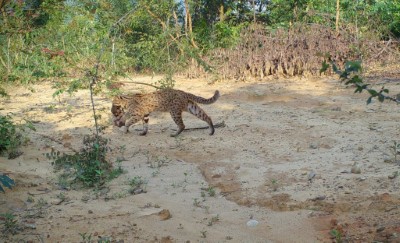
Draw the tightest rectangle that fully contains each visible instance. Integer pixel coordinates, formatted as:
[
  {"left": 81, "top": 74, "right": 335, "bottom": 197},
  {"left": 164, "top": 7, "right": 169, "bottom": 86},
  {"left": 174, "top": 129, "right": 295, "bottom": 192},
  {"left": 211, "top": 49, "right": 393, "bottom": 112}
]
[{"left": 1, "top": 76, "right": 400, "bottom": 242}]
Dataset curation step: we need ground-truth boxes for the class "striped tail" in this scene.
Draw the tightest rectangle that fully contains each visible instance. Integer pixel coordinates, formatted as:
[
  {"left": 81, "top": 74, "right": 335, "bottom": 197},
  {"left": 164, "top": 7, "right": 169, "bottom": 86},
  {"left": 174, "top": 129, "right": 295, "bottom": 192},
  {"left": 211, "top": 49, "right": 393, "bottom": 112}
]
[{"left": 187, "top": 90, "right": 220, "bottom": 104}]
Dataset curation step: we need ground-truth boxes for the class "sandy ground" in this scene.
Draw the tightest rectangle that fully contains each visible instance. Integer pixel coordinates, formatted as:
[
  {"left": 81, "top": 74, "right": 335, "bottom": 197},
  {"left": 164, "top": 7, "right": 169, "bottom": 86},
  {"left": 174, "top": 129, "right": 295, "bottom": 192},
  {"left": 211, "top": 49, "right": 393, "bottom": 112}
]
[{"left": 1, "top": 75, "right": 400, "bottom": 243}]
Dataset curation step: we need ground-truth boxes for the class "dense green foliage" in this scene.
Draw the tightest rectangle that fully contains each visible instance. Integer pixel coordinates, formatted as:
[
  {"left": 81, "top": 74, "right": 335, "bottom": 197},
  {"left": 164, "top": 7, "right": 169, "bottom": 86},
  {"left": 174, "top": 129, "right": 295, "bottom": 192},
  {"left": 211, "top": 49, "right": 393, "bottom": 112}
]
[{"left": 0, "top": 0, "right": 399, "bottom": 83}]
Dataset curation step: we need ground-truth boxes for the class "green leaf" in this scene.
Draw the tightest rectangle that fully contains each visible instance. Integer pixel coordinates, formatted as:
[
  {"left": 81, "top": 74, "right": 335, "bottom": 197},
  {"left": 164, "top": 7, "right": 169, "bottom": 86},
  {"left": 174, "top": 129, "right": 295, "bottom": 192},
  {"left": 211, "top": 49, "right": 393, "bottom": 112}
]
[
  {"left": 339, "top": 71, "right": 349, "bottom": 80},
  {"left": 320, "top": 61, "right": 330, "bottom": 74},
  {"left": 331, "top": 63, "right": 342, "bottom": 75},
  {"left": 367, "top": 89, "right": 378, "bottom": 96},
  {"left": 378, "top": 94, "right": 385, "bottom": 102},
  {"left": 24, "top": 120, "right": 36, "bottom": 131},
  {"left": 351, "top": 75, "right": 363, "bottom": 84},
  {"left": 0, "top": 174, "right": 15, "bottom": 192},
  {"left": 345, "top": 61, "right": 362, "bottom": 73},
  {"left": 366, "top": 96, "right": 373, "bottom": 105},
  {"left": 354, "top": 85, "right": 364, "bottom": 93},
  {"left": 52, "top": 89, "right": 65, "bottom": 98}
]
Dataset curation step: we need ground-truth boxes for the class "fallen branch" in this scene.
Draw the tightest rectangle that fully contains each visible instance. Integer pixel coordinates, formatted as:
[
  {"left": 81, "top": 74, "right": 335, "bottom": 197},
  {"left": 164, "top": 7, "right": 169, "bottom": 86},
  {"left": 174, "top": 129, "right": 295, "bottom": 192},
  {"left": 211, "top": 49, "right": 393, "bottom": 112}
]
[
  {"left": 132, "top": 121, "right": 226, "bottom": 133},
  {"left": 171, "top": 120, "right": 226, "bottom": 132}
]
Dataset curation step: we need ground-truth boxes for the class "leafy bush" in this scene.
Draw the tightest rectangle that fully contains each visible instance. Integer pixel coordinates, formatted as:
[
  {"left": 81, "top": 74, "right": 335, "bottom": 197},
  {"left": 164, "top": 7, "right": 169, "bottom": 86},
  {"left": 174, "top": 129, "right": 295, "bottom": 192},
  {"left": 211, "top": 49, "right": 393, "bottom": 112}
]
[
  {"left": 46, "top": 135, "right": 123, "bottom": 188},
  {"left": 0, "top": 114, "right": 35, "bottom": 159}
]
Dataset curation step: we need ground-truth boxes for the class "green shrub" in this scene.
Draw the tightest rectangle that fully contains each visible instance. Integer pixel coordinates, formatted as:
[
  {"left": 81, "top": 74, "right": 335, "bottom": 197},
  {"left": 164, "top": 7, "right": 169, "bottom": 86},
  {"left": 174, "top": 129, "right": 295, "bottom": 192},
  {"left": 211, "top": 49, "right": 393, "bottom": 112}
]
[
  {"left": 0, "top": 212, "right": 19, "bottom": 235},
  {"left": 47, "top": 135, "right": 123, "bottom": 188},
  {"left": 0, "top": 114, "right": 35, "bottom": 159}
]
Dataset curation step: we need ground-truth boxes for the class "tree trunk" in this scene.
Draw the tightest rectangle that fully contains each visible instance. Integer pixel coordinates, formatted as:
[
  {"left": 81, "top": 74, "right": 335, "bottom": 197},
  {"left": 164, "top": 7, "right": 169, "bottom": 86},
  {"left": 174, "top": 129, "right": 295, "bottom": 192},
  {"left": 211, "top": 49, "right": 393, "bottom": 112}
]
[
  {"left": 184, "top": 0, "right": 188, "bottom": 33},
  {"left": 252, "top": 0, "right": 256, "bottom": 24},
  {"left": 219, "top": 4, "right": 224, "bottom": 22},
  {"left": 335, "top": 0, "right": 340, "bottom": 33},
  {"left": 184, "top": 0, "right": 198, "bottom": 48}
]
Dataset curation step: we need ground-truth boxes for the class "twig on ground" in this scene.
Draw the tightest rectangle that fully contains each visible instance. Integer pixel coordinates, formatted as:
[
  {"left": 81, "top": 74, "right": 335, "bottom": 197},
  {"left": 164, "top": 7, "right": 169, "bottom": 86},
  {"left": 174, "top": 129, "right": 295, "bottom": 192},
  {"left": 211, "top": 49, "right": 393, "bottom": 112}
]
[{"left": 171, "top": 120, "right": 226, "bottom": 132}]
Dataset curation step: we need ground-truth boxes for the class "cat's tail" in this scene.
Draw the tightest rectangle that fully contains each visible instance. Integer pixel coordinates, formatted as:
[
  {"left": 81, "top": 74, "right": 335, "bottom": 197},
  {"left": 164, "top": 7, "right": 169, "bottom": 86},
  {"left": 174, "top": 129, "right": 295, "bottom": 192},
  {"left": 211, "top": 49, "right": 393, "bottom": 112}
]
[{"left": 188, "top": 90, "right": 220, "bottom": 104}]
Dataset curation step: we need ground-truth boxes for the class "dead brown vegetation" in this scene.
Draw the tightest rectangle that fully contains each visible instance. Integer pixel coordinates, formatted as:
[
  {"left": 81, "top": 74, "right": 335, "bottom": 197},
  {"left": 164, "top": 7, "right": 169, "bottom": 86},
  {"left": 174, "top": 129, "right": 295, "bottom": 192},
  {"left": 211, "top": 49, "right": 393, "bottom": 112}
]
[{"left": 185, "top": 24, "right": 399, "bottom": 81}]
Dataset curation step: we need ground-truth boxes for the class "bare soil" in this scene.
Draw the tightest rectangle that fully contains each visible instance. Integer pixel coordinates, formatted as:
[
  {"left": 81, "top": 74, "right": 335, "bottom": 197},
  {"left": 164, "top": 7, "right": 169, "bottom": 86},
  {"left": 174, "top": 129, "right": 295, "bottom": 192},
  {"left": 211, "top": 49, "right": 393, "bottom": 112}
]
[{"left": 1, "top": 75, "right": 400, "bottom": 242}]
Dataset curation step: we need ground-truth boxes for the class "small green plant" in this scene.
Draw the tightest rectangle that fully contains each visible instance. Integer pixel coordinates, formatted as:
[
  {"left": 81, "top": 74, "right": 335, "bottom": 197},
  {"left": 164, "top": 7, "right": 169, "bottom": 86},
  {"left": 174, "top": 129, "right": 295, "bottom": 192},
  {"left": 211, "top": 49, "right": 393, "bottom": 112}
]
[
  {"left": 79, "top": 232, "right": 93, "bottom": 243},
  {"left": 0, "top": 114, "right": 35, "bottom": 159},
  {"left": 207, "top": 215, "right": 220, "bottom": 226},
  {"left": 128, "top": 176, "right": 147, "bottom": 195},
  {"left": 330, "top": 229, "right": 342, "bottom": 243},
  {"left": 390, "top": 141, "right": 400, "bottom": 164},
  {"left": 153, "top": 73, "right": 175, "bottom": 89},
  {"left": 183, "top": 172, "right": 191, "bottom": 183},
  {"left": 36, "top": 197, "right": 48, "bottom": 208},
  {"left": 47, "top": 135, "right": 122, "bottom": 188},
  {"left": 57, "top": 172, "right": 72, "bottom": 190},
  {"left": 193, "top": 198, "right": 201, "bottom": 207},
  {"left": 108, "top": 160, "right": 124, "bottom": 180},
  {"left": 1, "top": 213, "right": 19, "bottom": 235},
  {"left": 207, "top": 186, "right": 216, "bottom": 197},
  {"left": 129, "top": 176, "right": 146, "bottom": 188},
  {"left": 26, "top": 195, "right": 35, "bottom": 203},
  {"left": 271, "top": 179, "right": 279, "bottom": 191},
  {"left": 56, "top": 192, "right": 67, "bottom": 202},
  {"left": 0, "top": 87, "right": 8, "bottom": 97},
  {"left": 200, "top": 230, "right": 207, "bottom": 238},
  {"left": 111, "top": 190, "right": 128, "bottom": 199},
  {"left": 151, "top": 170, "right": 160, "bottom": 177}
]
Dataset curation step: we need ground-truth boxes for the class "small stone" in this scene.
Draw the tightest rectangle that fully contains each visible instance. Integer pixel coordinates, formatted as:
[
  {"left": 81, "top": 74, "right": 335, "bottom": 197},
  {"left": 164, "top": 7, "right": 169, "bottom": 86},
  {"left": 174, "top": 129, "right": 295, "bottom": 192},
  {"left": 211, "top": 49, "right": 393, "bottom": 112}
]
[
  {"left": 130, "top": 188, "right": 146, "bottom": 195},
  {"left": 246, "top": 219, "right": 259, "bottom": 227},
  {"left": 51, "top": 199, "right": 63, "bottom": 205},
  {"left": 119, "top": 126, "right": 128, "bottom": 132},
  {"left": 88, "top": 210, "right": 93, "bottom": 214},
  {"left": 383, "top": 157, "right": 393, "bottom": 163},
  {"left": 312, "top": 195, "right": 326, "bottom": 201},
  {"left": 158, "top": 209, "right": 172, "bottom": 220},
  {"left": 24, "top": 223, "right": 36, "bottom": 229},
  {"left": 358, "top": 177, "right": 366, "bottom": 181},
  {"left": 351, "top": 163, "right": 361, "bottom": 174},
  {"left": 308, "top": 171, "right": 316, "bottom": 181},
  {"left": 376, "top": 226, "right": 385, "bottom": 232},
  {"left": 320, "top": 144, "right": 332, "bottom": 149}
]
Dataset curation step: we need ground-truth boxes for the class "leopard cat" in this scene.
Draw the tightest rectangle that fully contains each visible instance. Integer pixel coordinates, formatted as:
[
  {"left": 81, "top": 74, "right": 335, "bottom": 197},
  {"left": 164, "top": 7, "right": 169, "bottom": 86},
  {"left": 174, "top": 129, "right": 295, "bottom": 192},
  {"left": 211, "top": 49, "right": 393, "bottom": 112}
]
[{"left": 111, "top": 88, "right": 220, "bottom": 137}]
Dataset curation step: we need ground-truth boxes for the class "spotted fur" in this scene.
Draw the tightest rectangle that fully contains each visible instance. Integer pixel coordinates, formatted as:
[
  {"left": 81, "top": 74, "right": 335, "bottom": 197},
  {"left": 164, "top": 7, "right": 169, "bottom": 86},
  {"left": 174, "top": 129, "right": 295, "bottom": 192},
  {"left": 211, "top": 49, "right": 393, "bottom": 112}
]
[{"left": 111, "top": 89, "right": 220, "bottom": 137}]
